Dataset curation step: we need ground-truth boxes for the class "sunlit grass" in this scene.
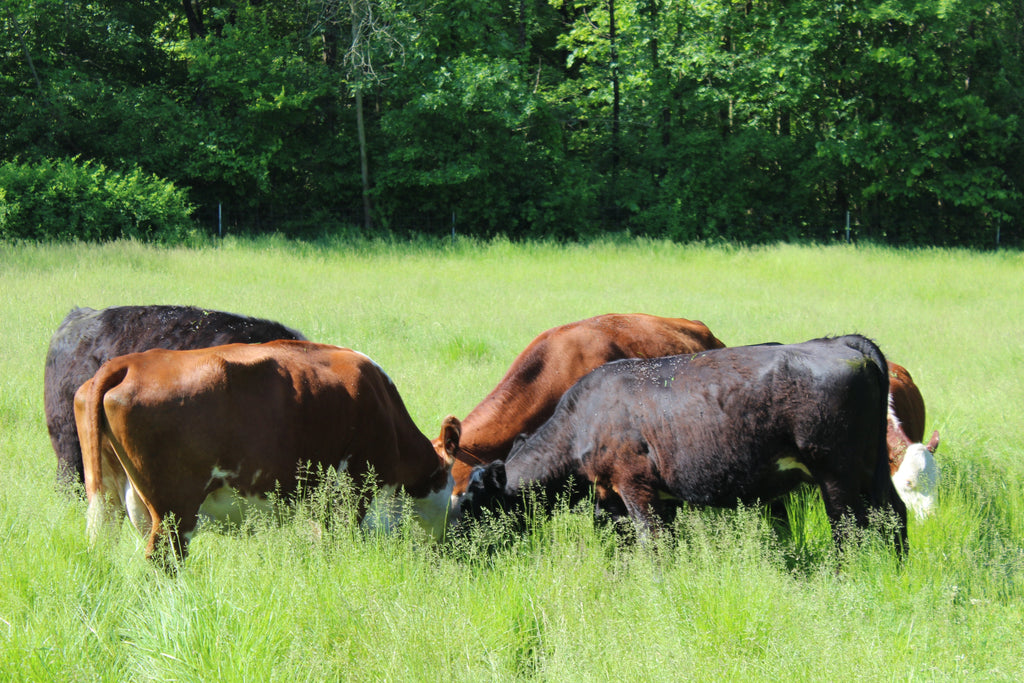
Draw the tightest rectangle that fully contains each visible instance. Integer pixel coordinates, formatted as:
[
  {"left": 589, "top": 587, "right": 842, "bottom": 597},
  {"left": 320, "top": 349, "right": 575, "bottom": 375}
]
[{"left": 0, "top": 238, "right": 1021, "bottom": 679}]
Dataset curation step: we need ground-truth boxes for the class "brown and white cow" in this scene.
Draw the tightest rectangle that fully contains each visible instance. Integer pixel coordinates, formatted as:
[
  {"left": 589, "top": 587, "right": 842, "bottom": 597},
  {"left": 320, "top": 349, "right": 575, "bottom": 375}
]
[
  {"left": 885, "top": 362, "right": 940, "bottom": 518},
  {"left": 74, "top": 340, "right": 453, "bottom": 561},
  {"left": 46, "top": 305, "right": 306, "bottom": 488},
  {"left": 435, "top": 314, "right": 726, "bottom": 497},
  {"left": 455, "top": 336, "right": 908, "bottom": 555}
]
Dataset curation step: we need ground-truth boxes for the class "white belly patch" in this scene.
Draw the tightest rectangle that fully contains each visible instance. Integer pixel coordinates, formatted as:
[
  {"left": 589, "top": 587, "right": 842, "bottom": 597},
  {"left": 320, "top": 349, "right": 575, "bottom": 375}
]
[{"left": 197, "top": 483, "right": 273, "bottom": 526}]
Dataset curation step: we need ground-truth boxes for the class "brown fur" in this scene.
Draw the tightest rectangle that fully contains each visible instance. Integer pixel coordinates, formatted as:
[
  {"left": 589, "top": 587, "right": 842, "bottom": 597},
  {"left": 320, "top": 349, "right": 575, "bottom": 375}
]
[
  {"left": 46, "top": 305, "right": 305, "bottom": 488},
  {"left": 435, "top": 314, "right": 726, "bottom": 494},
  {"left": 75, "top": 340, "right": 451, "bottom": 559},
  {"left": 886, "top": 361, "right": 929, "bottom": 473}
]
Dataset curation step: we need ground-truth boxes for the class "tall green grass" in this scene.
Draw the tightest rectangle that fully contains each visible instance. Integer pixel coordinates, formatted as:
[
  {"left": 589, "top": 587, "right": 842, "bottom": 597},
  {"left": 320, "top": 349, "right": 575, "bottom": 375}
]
[{"left": 1, "top": 238, "right": 1021, "bottom": 680}]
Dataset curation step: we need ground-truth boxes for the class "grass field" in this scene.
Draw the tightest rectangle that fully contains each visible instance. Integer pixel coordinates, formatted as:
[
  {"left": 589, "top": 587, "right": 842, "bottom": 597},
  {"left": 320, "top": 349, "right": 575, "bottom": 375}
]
[{"left": 1, "top": 237, "right": 1022, "bottom": 680}]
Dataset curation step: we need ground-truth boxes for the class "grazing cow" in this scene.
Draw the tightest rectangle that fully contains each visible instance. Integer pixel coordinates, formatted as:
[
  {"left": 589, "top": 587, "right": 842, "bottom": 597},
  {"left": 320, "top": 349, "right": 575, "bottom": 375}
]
[
  {"left": 885, "top": 361, "right": 936, "bottom": 472},
  {"left": 74, "top": 340, "right": 453, "bottom": 560},
  {"left": 45, "top": 305, "right": 306, "bottom": 488},
  {"left": 885, "top": 361, "right": 940, "bottom": 518},
  {"left": 435, "top": 314, "right": 726, "bottom": 497},
  {"left": 455, "top": 336, "right": 907, "bottom": 554}
]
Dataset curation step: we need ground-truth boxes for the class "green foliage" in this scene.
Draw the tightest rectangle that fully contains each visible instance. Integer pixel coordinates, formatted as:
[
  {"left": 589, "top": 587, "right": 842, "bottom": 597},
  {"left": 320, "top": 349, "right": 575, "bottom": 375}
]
[
  {"left": 0, "top": 157, "right": 195, "bottom": 241},
  {"left": 0, "top": 0, "right": 1021, "bottom": 245}
]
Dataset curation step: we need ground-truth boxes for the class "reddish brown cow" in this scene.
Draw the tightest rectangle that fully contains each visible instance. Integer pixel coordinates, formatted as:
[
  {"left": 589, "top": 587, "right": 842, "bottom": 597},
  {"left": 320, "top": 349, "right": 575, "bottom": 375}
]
[
  {"left": 435, "top": 314, "right": 726, "bottom": 496},
  {"left": 75, "top": 340, "right": 453, "bottom": 561},
  {"left": 45, "top": 305, "right": 306, "bottom": 488}
]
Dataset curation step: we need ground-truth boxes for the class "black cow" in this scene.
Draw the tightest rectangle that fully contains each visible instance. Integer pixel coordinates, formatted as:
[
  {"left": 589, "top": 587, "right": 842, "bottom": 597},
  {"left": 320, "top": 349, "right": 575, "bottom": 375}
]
[
  {"left": 454, "top": 335, "right": 908, "bottom": 554},
  {"left": 45, "top": 305, "right": 306, "bottom": 487}
]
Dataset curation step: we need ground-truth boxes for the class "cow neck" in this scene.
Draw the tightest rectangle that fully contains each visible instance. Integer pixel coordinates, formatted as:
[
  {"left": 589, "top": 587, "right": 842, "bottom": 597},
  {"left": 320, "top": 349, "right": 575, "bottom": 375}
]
[
  {"left": 454, "top": 441, "right": 489, "bottom": 466},
  {"left": 394, "top": 434, "right": 447, "bottom": 497},
  {"left": 457, "top": 402, "right": 528, "bottom": 464},
  {"left": 503, "top": 425, "right": 577, "bottom": 495}
]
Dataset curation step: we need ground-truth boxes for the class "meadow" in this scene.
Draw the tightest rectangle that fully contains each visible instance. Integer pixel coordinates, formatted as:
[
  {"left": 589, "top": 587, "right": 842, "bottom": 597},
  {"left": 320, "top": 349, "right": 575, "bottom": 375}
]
[{"left": 0, "top": 237, "right": 1021, "bottom": 680}]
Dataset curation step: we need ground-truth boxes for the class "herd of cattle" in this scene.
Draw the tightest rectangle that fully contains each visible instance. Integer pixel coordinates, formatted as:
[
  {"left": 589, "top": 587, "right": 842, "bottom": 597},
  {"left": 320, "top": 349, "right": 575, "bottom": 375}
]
[{"left": 43, "top": 306, "right": 940, "bottom": 562}]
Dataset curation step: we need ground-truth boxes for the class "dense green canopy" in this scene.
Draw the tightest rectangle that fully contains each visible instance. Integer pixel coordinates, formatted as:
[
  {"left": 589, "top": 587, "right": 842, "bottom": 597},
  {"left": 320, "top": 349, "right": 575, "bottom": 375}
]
[{"left": 2, "top": 0, "right": 1021, "bottom": 246}]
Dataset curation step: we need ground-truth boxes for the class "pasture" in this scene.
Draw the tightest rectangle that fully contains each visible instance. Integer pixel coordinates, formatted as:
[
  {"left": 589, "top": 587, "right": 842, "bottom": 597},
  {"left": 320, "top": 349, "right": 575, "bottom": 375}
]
[{"left": 0, "top": 237, "right": 1022, "bottom": 680}]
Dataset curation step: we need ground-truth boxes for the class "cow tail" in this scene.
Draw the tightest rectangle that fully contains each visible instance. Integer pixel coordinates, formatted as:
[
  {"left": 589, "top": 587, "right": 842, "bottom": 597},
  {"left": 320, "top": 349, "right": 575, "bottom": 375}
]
[
  {"left": 76, "top": 362, "right": 129, "bottom": 502},
  {"left": 844, "top": 335, "right": 908, "bottom": 553}
]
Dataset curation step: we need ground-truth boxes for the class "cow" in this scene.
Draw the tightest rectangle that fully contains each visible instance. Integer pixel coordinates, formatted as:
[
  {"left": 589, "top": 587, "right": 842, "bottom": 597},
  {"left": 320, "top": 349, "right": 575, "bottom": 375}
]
[
  {"left": 45, "top": 305, "right": 306, "bottom": 488},
  {"left": 73, "top": 340, "right": 454, "bottom": 561},
  {"left": 454, "top": 336, "right": 908, "bottom": 555},
  {"left": 885, "top": 362, "right": 940, "bottom": 518},
  {"left": 434, "top": 314, "right": 726, "bottom": 498}
]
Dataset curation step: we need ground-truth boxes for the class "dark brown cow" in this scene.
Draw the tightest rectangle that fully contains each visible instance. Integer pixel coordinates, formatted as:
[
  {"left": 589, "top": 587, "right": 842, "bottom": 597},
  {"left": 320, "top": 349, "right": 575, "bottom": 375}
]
[
  {"left": 456, "top": 336, "right": 908, "bottom": 555},
  {"left": 45, "top": 305, "right": 305, "bottom": 487},
  {"left": 435, "top": 314, "right": 726, "bottom": 496},
  {"left": 74, "top": 340, "right": 453, "bottom": 560}
]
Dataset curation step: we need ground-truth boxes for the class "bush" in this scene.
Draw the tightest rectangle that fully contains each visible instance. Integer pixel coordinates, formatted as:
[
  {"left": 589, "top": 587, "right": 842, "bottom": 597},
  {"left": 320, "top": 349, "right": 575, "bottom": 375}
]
[{"left": 0, "top": 158, "right": 195, "bottom": 242}]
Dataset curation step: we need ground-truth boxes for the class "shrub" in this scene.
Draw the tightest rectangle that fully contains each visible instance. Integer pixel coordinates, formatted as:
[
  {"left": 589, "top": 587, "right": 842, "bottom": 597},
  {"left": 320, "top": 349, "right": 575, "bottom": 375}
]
[{"left": 0, "top": 158, "right": 195, "bottom": 242}]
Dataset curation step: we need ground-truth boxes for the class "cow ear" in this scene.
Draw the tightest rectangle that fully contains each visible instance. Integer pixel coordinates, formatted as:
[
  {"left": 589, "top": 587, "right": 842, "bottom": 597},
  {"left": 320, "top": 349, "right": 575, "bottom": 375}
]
[
  {"left": 438, "top": 415, "right": 462, "bottom": 465},
  {"left": 926, "top": 430, "right": 940, "bottom": 453}
]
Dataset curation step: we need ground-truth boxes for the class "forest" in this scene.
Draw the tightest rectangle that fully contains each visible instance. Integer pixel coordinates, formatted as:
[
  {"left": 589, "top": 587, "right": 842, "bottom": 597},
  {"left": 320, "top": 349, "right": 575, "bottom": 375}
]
[{"left": 2, "top": 0, "right": 1022, "bottom": 247}]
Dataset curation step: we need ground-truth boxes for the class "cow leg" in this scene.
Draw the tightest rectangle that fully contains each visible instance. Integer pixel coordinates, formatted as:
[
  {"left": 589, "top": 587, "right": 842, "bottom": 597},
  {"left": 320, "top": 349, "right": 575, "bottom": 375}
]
[
  {"left": 144, "top": 503, "right": 201, "bottom": 566},
  {"left": 873, "top": 458, "right": 909, "bottom": 557},
  {"left": 117, "top": 470, "right": 203, "bottom": 565},
  {"left": 817, "top": 470, "right": 907, "bottom": 558},
  {"left": 816, "top": 475, "right": 866, "bottom": 552}
]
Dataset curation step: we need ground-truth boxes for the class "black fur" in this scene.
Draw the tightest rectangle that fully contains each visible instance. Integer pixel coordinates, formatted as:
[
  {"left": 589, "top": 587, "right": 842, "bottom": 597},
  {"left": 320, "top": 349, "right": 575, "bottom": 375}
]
[
  {"left": 44, "top": 305, "right": 305, "bottom": 487},
  {"left": 456, "top": 335, "right": 907, "bottom": 554}
]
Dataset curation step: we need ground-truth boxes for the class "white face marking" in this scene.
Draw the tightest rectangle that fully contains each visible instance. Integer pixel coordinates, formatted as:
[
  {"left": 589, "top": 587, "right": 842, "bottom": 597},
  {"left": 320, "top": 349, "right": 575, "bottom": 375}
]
[
  {"left": 887, "top": 393, "right": 900, "bottom": 427},
  {"left": 362, "top": 475, "right": 455, "bottom": 540},
  {"left": 776, "top": 456, "right": 812, "bottom": 478},
  {"left": 412, "top": 475, "right": 454, "bottom": 539},
  {"left": 892, "top": 443, "right": 940, "bottom": 519}
]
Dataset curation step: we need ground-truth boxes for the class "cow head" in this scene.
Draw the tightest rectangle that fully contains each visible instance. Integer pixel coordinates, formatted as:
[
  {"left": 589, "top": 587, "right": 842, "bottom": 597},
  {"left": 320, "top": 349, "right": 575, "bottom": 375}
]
[
  {"left": 450, "top": 460, "right": 508, "bottom": 521},
  {"left": 891, "top": 430, "right": 940, "bottom": 519},
  {"left": 435, "top": 414, "right": 485, "bottom": 502}
]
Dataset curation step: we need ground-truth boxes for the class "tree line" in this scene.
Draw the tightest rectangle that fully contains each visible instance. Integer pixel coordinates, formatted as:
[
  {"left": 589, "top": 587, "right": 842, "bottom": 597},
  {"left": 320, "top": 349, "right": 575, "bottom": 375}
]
[{"left": 2, "top": 0, "right": 1021, "bottom": 246}]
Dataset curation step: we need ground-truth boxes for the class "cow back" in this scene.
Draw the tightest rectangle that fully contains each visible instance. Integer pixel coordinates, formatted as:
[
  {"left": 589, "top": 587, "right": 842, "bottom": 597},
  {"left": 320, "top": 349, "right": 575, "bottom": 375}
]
[
  {"left": 442, "top": 313, "right": 726, "bottom": 493},
  {"left": 45, "top": 305, "right": 305, "bottom": 488}
]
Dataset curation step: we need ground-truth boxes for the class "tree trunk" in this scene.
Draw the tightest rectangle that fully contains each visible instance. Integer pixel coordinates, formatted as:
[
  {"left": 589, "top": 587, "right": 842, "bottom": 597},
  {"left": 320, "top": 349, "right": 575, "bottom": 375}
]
[
  {"left": 350, "top": 0, "right": 373, "bottom": 231},
  {"left": 182, "top": 0, "right": 206, "bottom": 38},
  {"left": 354, "top": 86, "right": 372, "bottom": 231}
]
